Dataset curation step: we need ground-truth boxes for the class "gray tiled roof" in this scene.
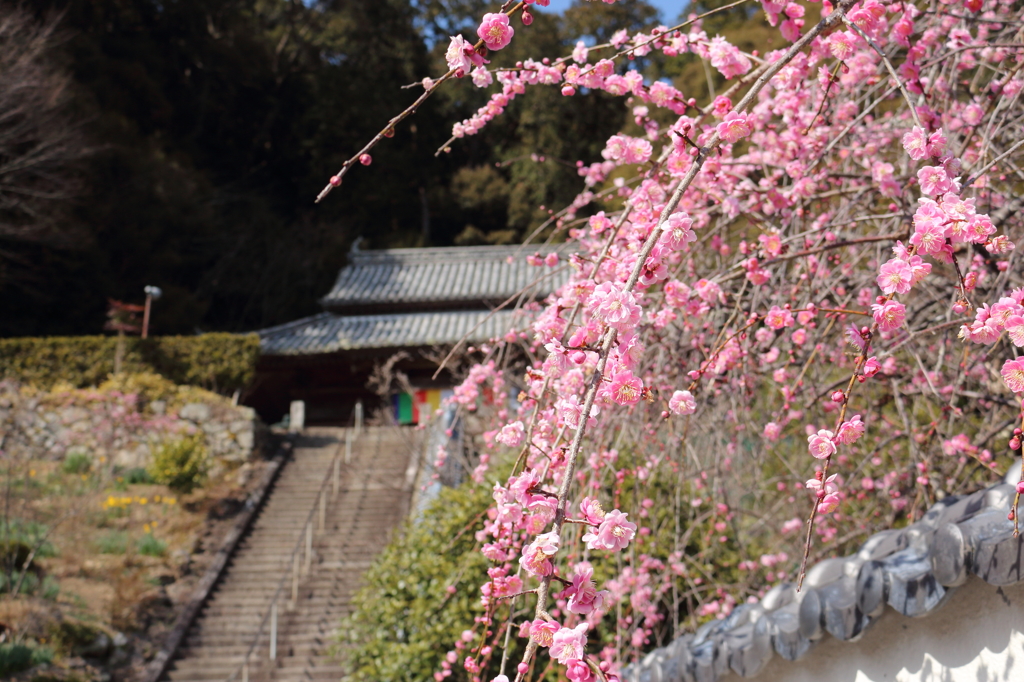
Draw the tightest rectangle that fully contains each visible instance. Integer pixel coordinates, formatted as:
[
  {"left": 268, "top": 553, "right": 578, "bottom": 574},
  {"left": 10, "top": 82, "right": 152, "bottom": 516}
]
[
  {"left": 624, "top": 469, "right": 1024, "bottom": 682},
  {"left": 259, "top": 309, "right": 531, "bottom": 355},
  {"left": 320, "top": 245, "right": 570, "bottom": 314}
]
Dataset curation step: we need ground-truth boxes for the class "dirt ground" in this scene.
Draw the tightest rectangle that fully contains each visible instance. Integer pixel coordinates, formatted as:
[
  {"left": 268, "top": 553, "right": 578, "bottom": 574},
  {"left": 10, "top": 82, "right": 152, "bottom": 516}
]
[{"left": 1, "top": 439, "right": 282, "bottom": 682}]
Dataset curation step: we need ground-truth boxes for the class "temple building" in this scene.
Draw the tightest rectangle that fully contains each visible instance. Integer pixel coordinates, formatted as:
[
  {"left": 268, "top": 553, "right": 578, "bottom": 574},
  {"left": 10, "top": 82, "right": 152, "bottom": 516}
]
[{"left": 247, "top": 243, "right": 569, "bottom": 426}]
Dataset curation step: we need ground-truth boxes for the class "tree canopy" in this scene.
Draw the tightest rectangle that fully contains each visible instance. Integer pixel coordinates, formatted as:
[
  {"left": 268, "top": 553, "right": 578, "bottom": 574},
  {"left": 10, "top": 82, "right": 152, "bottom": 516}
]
[{"left": 0, "top": 0, "right": 661, "bottom": 336}]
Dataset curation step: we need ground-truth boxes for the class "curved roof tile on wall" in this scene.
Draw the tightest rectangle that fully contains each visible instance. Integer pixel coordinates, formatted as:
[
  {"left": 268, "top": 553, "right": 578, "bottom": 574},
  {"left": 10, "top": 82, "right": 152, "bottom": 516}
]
[
  {"left": 623, "top": 469, "right": 1024, "bottom": 682},
  {"left": 320, "top": 244, "right": 572, "bottom": 314}
]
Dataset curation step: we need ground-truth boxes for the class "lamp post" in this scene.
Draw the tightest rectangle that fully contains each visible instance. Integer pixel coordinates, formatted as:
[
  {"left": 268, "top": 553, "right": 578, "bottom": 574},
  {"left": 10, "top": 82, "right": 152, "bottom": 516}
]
[{"left": 142, "top": 285, "right": 162, "bottom": 339}]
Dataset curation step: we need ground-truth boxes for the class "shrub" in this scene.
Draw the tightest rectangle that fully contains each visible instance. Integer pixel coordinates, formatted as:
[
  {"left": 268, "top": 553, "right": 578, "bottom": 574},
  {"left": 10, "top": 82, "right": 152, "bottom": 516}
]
[
  {"left": 137, "top": 533, "right": 167, "bottom": 557},
  {"left": 0, "top": 333, "right": 259, "bottom": 393},
  {"left": 341, "top": 482, "right": 497, "bottom": 682},
  {"left": 0, "top": 642, "right": 53, "bottom": 675},
  {"left": 30, "top": 647, "right": 53, "bottom": 667},
  {"left": 61, "top": 452, "right": 91, "bottom": 475},
  {"left": 0, "top": 644, "right": 33, "bottom": 677},
  {"left": 123, "top": 467, "right": 154, "bottom": 485},
  {"left": 0, "top": 520, "right": 57, "bottom": 562},
  {"left": 49, "top": 620, "right": 103, "bottom": 656},
  {"left": 148, "top": 434, "right": 208, "bottom": 494}
]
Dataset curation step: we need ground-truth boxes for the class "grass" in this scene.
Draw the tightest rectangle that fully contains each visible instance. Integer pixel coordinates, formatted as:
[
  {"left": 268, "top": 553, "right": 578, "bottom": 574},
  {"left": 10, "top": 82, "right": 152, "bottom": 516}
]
[
  {"left": 61, "top": 452, "right": 91, "bottom": 475},
  {"left": 96, "top": 531, "right": 130, "bottom": 555},
  {"left": 137, "top": 533, "right": 167, "bottom": 557},
  {"left": 125, "top": 467, "right": 154, "bottom": 485}
]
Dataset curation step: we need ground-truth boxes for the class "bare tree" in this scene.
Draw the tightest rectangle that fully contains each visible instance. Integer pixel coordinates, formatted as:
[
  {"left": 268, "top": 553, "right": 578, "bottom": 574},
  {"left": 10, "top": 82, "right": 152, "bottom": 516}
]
[{"left": 0, "top": 6, "right": 88, "bottom": 251}]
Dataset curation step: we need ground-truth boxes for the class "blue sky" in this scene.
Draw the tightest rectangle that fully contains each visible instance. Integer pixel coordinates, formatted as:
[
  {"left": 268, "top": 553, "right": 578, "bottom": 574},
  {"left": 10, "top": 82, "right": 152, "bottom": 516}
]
[{"left": 539, "top": 0, "right": 688, "bottom": 23}]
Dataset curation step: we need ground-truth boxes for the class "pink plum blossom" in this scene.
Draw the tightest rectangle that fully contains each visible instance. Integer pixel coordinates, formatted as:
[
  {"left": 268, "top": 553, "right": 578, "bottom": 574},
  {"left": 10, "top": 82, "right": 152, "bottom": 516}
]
[
  {"left": 668, "top": 390, "right": 696, "bottom": 415},
  {"left": 872, "top": 300, "right": 906, "bottom": 332},
  {"left": 565, "top": 660, "right": 592, "bottom": 682},
  {"left": 661, "top": 212, "right": 696, "bottom": 249},
  {"left": 1005, "top": 316, "right": 1024, "bottom": 347},
  {"left": 876, "top": 258, "right": 913, "bottom": 295},
  {"left": 902, "top": 126, "right": 929, "bottom": 160},
  {"left": 836, "top": 415, "right": 865, "bottom": 444},
  {"left": 477, "top": 13, "right": 514, "bottom": 51},
  {"left": 445, "top": 35, "right": 487, "bottom": 74},
  {"left": 590, "top": 282, "right": 642, "bottom": 332},
  {"left": 917, "top": 166, "right": 952, "bottom": 196},
  {"left": 1002, "top": 358, "right": 1024, "bottom": 393},
  {"left": 807, "top": 429, "right": 836, "bottom": 459},
  {"left": 529, "top": 619, "right": 559, "bottom": 647},
  {"left": 549, "top": 624, "right": 588, "bottom": 664},
  {"left": 716, "top": 111, "right": 753, "bottom": 143},
  {"left": 564, "top": 562, "right": 608, "bottom": 615},
  {"left": 579, "top": 497, "right": 606, "bottom": 525},
  {"left": 495, "top": 421, "right": 525, "bottom": 448},
  {"left": 765, "top": 306, "right": 794, "bottom": 329},
  {"left": 583, "top": 509, "right": 637, "bottom": 551},
  {"left": 707, "top": 36, "right": 752, "bottom": 78},
  {"left": 608, "top": 371, "right": 643, "bottom": 406}
]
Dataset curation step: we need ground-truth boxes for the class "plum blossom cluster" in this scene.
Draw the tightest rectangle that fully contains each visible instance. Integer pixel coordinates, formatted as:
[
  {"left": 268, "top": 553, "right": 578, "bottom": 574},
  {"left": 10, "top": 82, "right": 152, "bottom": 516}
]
[{"left": 349, "top": 0, "right": 1024, "bottom": 679}]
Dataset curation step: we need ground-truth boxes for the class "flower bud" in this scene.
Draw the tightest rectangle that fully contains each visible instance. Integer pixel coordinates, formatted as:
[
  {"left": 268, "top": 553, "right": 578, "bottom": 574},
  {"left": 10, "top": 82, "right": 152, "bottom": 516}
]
[
  {"left": 329, "top": 175, "right": 342, "bottom": 187},
  {"left": 359, "top": 153, "right": 372, "bottom": 166},
  {"left": 1016, "top": 481, "right": 1024, "bottom": 495}
]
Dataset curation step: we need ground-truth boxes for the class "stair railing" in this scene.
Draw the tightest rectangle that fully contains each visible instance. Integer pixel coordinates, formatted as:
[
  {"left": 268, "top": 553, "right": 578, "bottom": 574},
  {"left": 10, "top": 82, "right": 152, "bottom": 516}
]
[{"left": 223, "top": 403, "right": 363, "bottom": 682}]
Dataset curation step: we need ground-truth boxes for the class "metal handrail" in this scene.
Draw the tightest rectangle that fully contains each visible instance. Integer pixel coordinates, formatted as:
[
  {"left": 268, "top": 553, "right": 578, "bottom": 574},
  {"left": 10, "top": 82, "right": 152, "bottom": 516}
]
[{"left": 224, "top": 407, "right": 363, "bottom": 682}]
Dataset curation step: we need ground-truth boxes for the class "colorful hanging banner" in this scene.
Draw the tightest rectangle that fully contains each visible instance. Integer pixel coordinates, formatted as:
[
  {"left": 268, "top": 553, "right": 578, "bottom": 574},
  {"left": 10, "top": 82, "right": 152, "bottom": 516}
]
[{"left": 393, "top": 388, "right": 444, "bottom": 425}]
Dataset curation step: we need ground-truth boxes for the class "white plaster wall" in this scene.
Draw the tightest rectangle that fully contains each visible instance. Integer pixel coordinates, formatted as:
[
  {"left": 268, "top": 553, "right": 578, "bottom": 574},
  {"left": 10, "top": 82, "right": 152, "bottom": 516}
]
[{"left": 720, "top": 576, "right": 1024, "bottom": 682}]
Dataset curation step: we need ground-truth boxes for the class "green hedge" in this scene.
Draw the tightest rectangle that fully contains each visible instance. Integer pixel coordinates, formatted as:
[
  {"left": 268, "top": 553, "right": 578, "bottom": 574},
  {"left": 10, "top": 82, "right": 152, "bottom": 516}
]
[{"left": 0, "top": 333, "right": 260, "bottom": 392}]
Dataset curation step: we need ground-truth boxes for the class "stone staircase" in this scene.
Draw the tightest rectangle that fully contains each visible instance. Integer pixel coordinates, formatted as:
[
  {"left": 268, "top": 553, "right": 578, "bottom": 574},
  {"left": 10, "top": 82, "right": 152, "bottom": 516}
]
[{"left": 163, "top": 425, "right": 420, "bottom": 682}]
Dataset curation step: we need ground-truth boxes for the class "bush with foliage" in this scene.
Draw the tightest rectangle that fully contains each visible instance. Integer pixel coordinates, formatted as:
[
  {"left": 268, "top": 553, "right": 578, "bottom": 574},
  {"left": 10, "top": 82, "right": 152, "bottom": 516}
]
[
  {"left": 0, "top": 333, "right": 260, "bottom": 393},
  {"left": 342, "top": 483, "right": 494, "bottom": 682},
  {"left": 333, "top": 0, "right": 1024, "bottom": 679},
  {"left": 0, "top": 643, "right": 52, "bottom": 677},
  {"left": 148, "top": 434, "right": 209, "bottom": 495}
]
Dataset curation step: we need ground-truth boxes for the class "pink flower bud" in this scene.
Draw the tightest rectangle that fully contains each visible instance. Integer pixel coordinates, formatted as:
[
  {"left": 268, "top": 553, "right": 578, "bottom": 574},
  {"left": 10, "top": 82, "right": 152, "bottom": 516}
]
[
  {"left": 329, "top": 175, "right": 342, "bottom": 187},
  {"left": 1016, "top": 481, "right": 1024, "bottom": 495},
  {"left": 521, "top": 9, "right": 533, "bottom": 25},
  {"left": 359, "top": 154, "right": 372, "bottom": 166},
  {"left": 830, "top": 390, "right": 845, "bottom": 402},
  {"left": 561, "top": 86, "right": 576, "bottom": 96}
]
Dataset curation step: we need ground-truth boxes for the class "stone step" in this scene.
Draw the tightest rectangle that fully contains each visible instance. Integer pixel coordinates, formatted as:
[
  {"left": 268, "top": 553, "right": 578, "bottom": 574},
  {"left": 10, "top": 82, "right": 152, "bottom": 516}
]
[{"left": 163, "top": 426, "right": 417, "bottom": 682}]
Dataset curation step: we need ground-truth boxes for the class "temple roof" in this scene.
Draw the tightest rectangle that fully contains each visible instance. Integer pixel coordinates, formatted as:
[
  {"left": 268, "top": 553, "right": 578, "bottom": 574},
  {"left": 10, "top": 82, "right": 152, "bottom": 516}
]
[
  {"left": 319, "top": 244, "right": 570, "bottom": 315},
  {"left": 259, "top": 309, "right": 532, "bottom": 355},
  {"left": 259, "top": 244, "right": 569, "bottom": 356}
]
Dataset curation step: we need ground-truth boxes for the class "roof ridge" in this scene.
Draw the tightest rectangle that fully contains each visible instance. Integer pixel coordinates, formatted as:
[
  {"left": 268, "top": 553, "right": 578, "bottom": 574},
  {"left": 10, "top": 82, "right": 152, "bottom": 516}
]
[{"left": 348, "top": 243, "right": 570, "bottom": 265}]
